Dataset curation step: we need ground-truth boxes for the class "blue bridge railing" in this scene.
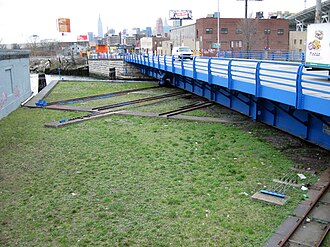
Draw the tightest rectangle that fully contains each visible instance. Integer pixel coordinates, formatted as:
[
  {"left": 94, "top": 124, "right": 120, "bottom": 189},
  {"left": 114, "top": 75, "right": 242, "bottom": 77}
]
[
  {"left": 125, "top": 54, "right": 330, "bottom": 149},
  {"left": 125, "top": 54, "right": 330, "bottom": 117},
  {"left": 218, "top": 50, "right": 305, "bottom": 62}
]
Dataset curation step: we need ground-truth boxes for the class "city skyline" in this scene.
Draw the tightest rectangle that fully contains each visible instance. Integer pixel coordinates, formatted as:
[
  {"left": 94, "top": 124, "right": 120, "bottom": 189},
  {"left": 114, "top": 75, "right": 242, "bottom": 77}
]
[{"left": 0, "top": 0, "right": 322, "bottom": 44}]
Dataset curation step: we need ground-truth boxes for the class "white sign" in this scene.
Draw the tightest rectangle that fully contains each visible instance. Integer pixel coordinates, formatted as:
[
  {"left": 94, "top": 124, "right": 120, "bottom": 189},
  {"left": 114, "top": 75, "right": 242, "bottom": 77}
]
[
  {"left": 305, "top": 23, "right": 330, "bottom": 69},
  {"left": 169, "top": 10, "right": 192, "bottom": 20}
]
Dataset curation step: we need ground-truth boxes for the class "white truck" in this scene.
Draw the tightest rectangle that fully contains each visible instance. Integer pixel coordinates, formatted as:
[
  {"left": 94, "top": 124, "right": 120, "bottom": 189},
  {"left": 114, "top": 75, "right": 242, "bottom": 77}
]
[{"left": 305, "top": 23, "right": 330, "bottom": 74}]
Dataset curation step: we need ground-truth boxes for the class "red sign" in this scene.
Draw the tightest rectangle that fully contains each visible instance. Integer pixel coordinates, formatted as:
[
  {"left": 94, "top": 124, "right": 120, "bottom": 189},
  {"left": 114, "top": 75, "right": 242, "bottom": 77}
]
[{"left": 77, "top": 35, "right": 88, "bottom": 41}]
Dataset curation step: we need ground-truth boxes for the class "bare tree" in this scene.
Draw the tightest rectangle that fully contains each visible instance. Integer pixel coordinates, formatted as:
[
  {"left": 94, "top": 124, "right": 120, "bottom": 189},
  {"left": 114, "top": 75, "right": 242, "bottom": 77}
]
[
  {"left": 0, "top": 39, "right": 7, "bottom": 49},
  {"left": 237, "top": 18, "right": 260, "bottom": 53},
  {"left": 25, "top": 35, "right": 39, "bottom": 56},
  {"left": 11, "top": 43, "right": 21, "bottom": 49}
]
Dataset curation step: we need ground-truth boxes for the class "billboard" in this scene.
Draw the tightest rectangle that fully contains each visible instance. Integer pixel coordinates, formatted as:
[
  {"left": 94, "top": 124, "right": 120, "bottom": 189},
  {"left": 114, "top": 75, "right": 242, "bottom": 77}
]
[
  {"left": 169, "top": 10, "right": 192, "bottom": 20},
  {"left": 95, "top": 45, "right": 108, "bottom": 53},
  {"left": 77, "top": 35, "right": 88, "bottom": 41},
  {"left": 305, "top": 23, "right": 330, "bottom": 69},
  {"left": 58, "top": 18, "right": 71, "bottom": 33}
]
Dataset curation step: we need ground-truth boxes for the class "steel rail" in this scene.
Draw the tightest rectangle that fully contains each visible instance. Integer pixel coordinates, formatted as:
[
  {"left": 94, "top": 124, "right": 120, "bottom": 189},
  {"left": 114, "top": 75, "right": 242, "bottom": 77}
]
[
  {"left": 277, "top": 182, "right": 330, "bottom": 247},
  {"left": 47, "top": 86, "right": 161, "bottom": 105},
  {"left": 159, "top": 102, "right": 214, "bottom": 117},
  {"left": 93, "top": 92, "right": 187, "bottom": 111}
]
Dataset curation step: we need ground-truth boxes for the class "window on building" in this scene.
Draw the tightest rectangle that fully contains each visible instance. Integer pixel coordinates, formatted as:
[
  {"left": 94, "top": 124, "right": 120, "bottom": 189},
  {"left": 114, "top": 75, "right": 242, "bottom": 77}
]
[
  {"left": 264, "top": 29, "right": 271, "bottom": 35},
  {"left": 230, "top": 40, "right": 243, "bottom": 48},
  {"left": 221, "top": 28, "right": 228, "bottom": 34},
  {"left": 235, "top": 28, "right": 242, "bottom": 34},
  {"left": 300, "top": 39, "right": 303, "bottom": 45},
  {"left": 277, "top": 29, "right": 284, "bottom": 35},
  {"left": 205, "top": 28, "right": 213, "bottom": 34},
  {"left": 294, "top": 39, "right": 297, "bottom": 45}
]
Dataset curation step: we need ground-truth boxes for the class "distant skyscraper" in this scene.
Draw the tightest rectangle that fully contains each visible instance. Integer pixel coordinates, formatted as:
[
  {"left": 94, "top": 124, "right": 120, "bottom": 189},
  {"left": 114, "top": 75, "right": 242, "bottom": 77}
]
[
  {"left": 145, "top": 27, "right": 152, "bottom": 37},
  {"left": 88, "top": 32, "right": 94, "bottom": 42},
  {"left": 163, "top": 18, "right": 171, "bottom": 35},
  {"left": 155, "top": 17, "right": 164, "bottom": 35},
  {"left": 172, "top": 20, "right": 181, "bottom": 28},
  {"left": 98, "top": 14, "right": 103, "bottom": 38},
  {"left": 108, "top": 28, "right": 116, "bottom": 35}
]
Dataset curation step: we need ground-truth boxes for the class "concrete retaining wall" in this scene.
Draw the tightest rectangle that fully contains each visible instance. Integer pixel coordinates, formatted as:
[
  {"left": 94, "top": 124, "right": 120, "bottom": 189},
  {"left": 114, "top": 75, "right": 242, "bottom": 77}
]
[
  {"left": 88, "top": 59, "right": 152, "bottom": 80},
  {"left": 0, "top": 50, "right": 32, "bottom": 120}
]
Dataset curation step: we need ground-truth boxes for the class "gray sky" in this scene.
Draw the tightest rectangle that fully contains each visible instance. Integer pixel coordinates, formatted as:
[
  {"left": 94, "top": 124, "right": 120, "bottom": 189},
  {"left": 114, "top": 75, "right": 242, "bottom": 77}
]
[{"left": 0, "top": 0, "right": 321, "bottom": 44}]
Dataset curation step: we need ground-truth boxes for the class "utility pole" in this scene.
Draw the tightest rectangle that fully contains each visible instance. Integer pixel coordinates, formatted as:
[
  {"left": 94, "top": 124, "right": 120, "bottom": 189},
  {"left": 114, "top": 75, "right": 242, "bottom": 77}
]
[
  {"left": 236, "top": 0, "right": 265, "bottom": 19},
  {"left": 245, "top": 0, "right": 248, "bottom": 18},
  {"left": 315, "top": 0, "right": 321, "bottom": 23},
  {"left": 217, "top": 0, "right": 220, "bottom": 56}
]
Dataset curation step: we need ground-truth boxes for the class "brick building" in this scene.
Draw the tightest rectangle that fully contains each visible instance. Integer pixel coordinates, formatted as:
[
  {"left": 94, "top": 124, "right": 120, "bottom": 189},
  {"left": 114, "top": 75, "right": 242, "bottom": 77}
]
[{"left": 195, "top": 17, "right": 289, "bottom": 56}]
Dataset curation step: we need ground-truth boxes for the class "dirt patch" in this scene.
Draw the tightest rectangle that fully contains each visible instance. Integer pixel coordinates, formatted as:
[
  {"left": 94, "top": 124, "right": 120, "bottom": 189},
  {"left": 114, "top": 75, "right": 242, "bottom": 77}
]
[{"left": 236, "top": 121, "right": 329, "bottom": 173}]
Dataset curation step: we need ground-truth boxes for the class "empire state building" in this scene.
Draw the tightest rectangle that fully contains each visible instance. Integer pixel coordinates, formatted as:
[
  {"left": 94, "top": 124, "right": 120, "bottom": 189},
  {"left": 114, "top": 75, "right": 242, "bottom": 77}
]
[{"left": 98, "top": 14, "right": 103, "bottom": 38}]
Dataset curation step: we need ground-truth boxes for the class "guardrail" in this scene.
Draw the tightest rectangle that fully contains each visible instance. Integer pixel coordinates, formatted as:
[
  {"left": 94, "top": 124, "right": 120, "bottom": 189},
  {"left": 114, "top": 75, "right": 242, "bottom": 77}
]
[
  {"left": 89, "top": 53, "right": 124, "bottom": 60},
  {"left": 125, "top": 54, "right": 330, "bottom": 117},
  {"left": 219, "top": 50, "right": 305, "bottom": 62}
]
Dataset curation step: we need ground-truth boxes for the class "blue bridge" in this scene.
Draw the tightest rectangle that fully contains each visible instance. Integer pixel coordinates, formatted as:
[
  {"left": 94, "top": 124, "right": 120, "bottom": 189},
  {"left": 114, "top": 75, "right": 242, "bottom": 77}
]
[{"left": 124, "top": 54, "right": 330, "bottom": 150}]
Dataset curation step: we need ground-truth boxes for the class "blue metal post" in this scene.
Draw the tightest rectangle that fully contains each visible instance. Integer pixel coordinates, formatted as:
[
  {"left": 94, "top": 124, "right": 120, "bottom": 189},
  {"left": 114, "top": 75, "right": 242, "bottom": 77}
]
[
  {"left": 208, "top": 58, "right": 212, "bottom": 84},
  {"left": 228, "top": 59, "right": 233, "bottom": 90},
  {"left": 295, "top": 64, "right": 304, "bottom": 109},
  {"left": 192, "top": 56, "right": 197, "bottom": 80},
  {"left": 255, "top": 61, "right": 262, "bottom": 98}
]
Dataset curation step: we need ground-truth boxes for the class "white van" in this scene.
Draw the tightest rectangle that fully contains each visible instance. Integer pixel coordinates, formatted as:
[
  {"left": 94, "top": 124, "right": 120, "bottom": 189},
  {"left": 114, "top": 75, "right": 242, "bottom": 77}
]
[{"left": 172, "top": 46, "right": 193, "bottom": 60}]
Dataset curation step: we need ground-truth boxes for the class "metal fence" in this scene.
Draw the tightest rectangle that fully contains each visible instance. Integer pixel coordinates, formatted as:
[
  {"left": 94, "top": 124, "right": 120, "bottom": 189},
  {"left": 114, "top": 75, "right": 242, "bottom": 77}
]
[{"left": 218, "top": 50, "right": 305, "bottom": 62}]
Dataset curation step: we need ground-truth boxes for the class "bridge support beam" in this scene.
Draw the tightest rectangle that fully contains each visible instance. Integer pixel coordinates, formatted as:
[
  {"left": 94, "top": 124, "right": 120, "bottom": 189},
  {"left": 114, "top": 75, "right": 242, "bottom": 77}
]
[{"left": 133, "top": 64, "right": 330, "bottom": 150}]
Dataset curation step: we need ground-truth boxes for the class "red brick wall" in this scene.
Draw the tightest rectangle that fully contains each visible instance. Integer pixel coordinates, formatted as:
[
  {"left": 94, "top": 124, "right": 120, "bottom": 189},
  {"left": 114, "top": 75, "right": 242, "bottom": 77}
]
[{"left": 196, "top": 18, "right": 289, "bottom": 56}]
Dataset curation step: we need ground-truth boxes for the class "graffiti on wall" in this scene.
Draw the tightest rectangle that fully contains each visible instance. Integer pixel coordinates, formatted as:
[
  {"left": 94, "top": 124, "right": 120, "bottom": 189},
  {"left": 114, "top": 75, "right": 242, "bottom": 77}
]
[{"left": 0, "top": 91, "right": 8, "bottom": 109}]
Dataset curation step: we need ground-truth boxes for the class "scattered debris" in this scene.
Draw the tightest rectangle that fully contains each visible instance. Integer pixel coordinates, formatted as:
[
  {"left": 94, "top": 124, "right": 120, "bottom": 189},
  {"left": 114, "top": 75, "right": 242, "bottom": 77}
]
[
  {"left": 240, "top": 192, "right": 249, "bottom": 196},
  {"left": 301, "top": 185, "right": 308, "bottom": 191},
  {"left": 251, "top": 191, "right": 288, "bottom": 206},
  {"left": 35, "top": 99, "right": 47, "bottom": 107},
  {"left": 297, "top": 173, "right": 307, "bottom": 180}
]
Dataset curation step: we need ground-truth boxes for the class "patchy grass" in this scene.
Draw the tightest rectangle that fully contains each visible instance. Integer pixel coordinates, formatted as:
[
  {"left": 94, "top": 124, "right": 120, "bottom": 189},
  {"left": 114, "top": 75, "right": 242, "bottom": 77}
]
[{"left": 0, "top": 81, "right": 321, "bottom": 246}]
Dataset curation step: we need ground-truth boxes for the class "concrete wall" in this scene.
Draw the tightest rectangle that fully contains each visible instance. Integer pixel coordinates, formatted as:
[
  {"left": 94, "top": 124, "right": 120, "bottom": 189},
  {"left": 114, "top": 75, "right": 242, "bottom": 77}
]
[
  {"left": 0, "top": 50, "right": 32, "bottom": 120},
  {"left": 88, "top": 59, "right": 152, "bottom": 80},
  {"left": 289, "top": 31, "right": 307, "bottom": 52}
]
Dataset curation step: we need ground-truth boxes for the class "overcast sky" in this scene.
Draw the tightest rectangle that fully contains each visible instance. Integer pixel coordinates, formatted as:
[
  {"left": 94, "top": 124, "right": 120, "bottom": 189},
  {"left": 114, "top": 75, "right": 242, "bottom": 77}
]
[{"left": 0, "top": 0, "right": 321, "bottom": 44}]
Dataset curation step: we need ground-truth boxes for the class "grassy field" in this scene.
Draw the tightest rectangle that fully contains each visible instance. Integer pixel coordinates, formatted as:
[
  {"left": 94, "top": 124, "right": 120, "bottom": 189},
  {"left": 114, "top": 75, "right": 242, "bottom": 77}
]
[{"left": 0, "top": 81, "right": 322, "bottom": 246}]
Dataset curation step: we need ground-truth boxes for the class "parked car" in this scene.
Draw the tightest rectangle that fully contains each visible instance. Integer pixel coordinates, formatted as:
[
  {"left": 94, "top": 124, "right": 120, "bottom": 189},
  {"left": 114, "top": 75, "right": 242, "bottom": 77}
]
[{"left": 172, "top": 46, "right": 193, "bottom": 60}]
